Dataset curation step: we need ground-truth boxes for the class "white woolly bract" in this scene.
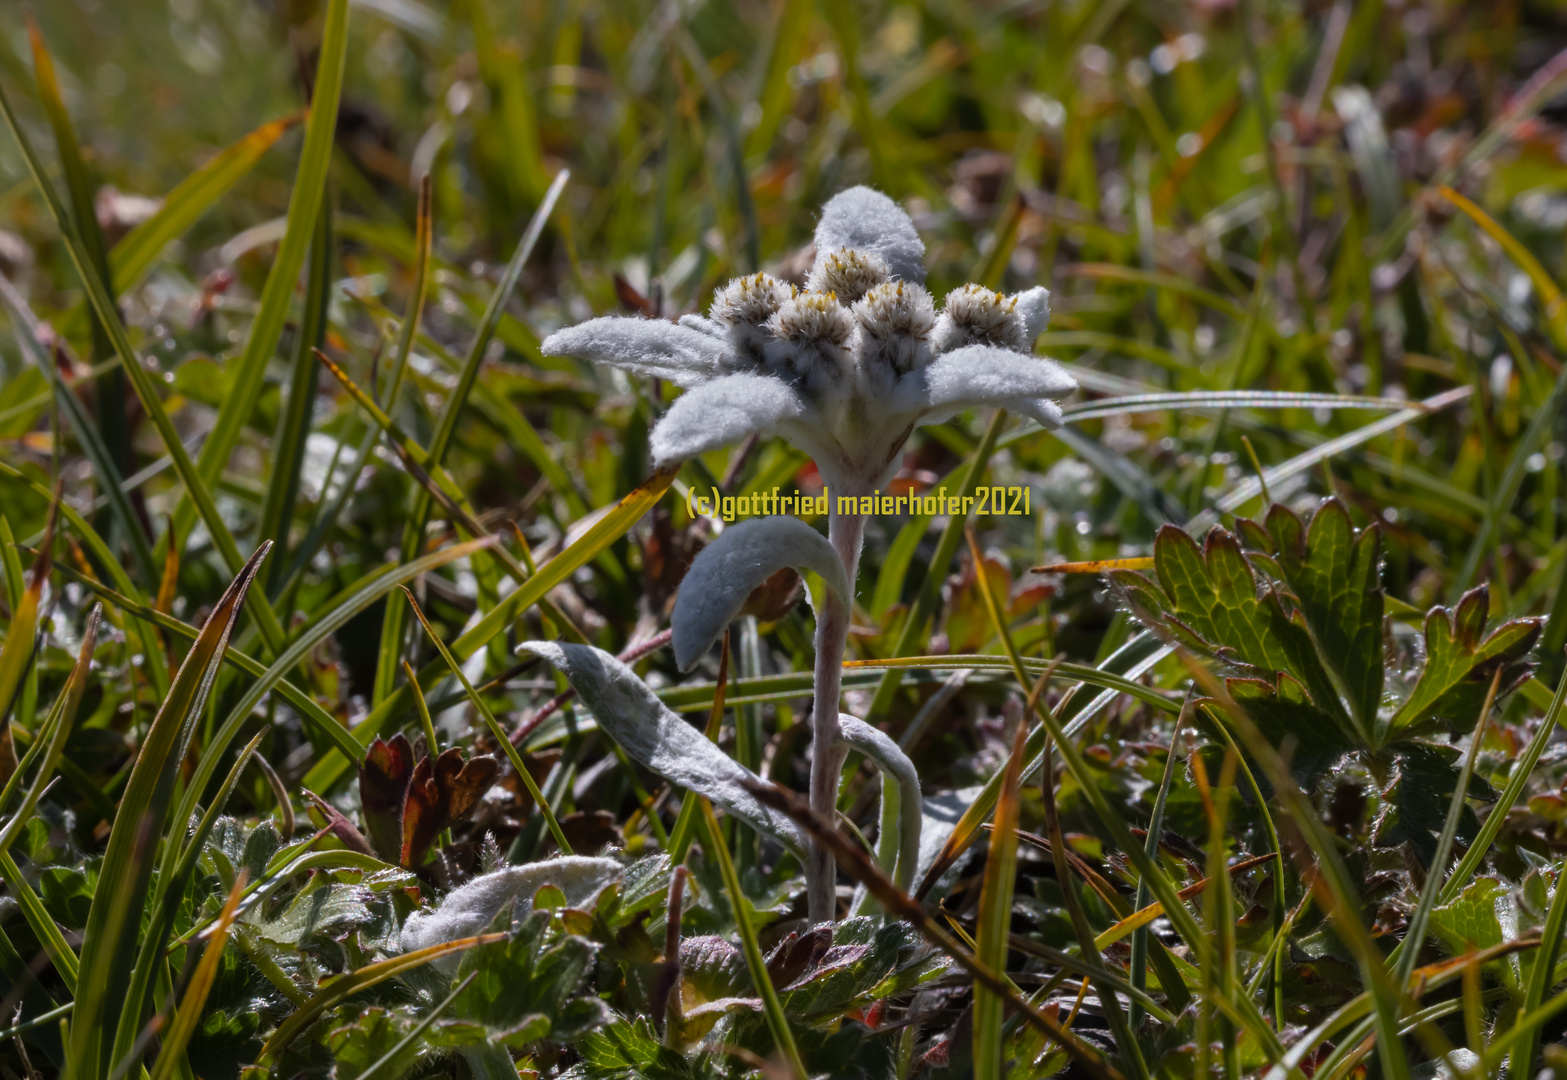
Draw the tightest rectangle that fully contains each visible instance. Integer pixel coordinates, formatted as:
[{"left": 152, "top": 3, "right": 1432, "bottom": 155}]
[
  {"left": 765, "top": 291, "right": 854, "bottom": 345},
  {"left": 648, "top": 372, "right": 806, "bottom": 466},
  {"left": 834, "top": 714, "right": 922, "bottom": 890},
  {"left": 806, "top": 247, "right": 890, "bottom": 303},
  {"left": 671, "top": 516, "right": 849, "bottom": 672},
  {"left": 517, "top": 641, "right": 809, "bottom": 856},
  {"left": 540, "top": 317, "right": 727, "bottom": 388},
  {"left": 814, "top": 186, "right": 927, "bottom": 285},
  {"left": 852, "top": 280, "right": 935, "bottom": 341},
  {"left": 710, "top": 273, "right": 794, "bottom": 326},
  {"left": 897, "top": 344, "right": 1076, "bottom": 430},
  {"left": 932, "top": 284, "right": 1026, "bottom": 354},
  {"left": 399, "top": 857, "right": 622, "bottom": 970},
  {"left": 1013, "top": 286, "right": 1051, "bottom": 342}
]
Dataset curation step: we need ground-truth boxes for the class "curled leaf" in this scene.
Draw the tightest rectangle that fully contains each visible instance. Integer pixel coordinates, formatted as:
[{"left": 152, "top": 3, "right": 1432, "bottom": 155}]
[
  {"left": 518, "top": 641, "right": 808, "bottom": 855},
  {"left": 835, "top": 715, "right": 922, "bottom": 891},
  {"left": 671, "top": 516, "right": 849, "bottom": 672}
]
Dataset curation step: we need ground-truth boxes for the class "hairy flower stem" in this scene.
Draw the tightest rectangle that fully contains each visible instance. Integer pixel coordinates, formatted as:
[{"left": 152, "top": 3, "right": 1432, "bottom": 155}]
[{"left": 807, "top": 499, "right": 867, "bottom": 922}]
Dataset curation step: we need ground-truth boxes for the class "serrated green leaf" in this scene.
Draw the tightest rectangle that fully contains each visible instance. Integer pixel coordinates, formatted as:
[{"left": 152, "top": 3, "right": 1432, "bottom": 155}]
[
  {"left": 1388, "top": 585, "right": 1542, "bottom": 737},
  {"left": 1265, "top": 501, "right": 1385, "bottom": 732},
  {"left": 1430, "top": 877, "right": 1520, "bottom": 989}
]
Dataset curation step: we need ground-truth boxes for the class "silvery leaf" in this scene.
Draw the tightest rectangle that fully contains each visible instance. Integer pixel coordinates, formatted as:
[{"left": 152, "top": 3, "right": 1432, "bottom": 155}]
[
  {"left": 399, "top": 857, "right": 622, "bottom": 970},
  {"left": 671, "top": 516, "right": 849, "bottom": 672},
  {"left": 897, "top": 344, "right": 1075, "bottom": 429},
  {"left": 540, "top": 316, "right": 729, "bottom": 388},
  {"left": 517, "top": 641, "right": 808, "bottom": 856},
  {"left": 814, "top": 186, "right": 927, "bottom": 285},
  {"left": 677, "top": 313, "right": 727, "bottom": 339},
  {"left": 648, "top": 372, "right": 807, "bottom": 465},
  {"left": 834, "top": 715, "right": 921, "bottom": 891}
]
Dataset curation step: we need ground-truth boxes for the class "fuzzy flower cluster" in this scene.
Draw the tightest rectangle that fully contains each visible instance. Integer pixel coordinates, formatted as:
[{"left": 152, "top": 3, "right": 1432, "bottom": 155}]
[{"left": 541, "top": 187, "right": 1074, "bottom": 495}]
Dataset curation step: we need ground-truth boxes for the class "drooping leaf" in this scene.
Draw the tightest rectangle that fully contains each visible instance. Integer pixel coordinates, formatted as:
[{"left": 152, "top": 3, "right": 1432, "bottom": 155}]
[
  {"left": 519, "top": 642, "right": 808, "bottom": 855},
  {"left": 399, "top": 860, "right": 623, "bottom": 969},
  {"left": 670, "top": 515, "right": 849, "bottom": 672}
]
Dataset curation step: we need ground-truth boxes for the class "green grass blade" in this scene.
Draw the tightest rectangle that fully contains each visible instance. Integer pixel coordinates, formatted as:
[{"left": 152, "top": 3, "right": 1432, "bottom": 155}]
[
  {"left": 372, "top": 168, "right": 568, "bottom": 704},
  {"left": 973, "top": 719, "right": 1026, "bottom": 1080},
  {"left": 966, "top": 532, "right": 1149, "bottom": 1078},
  {"left": 865, "top": 409, "right": 1008, "bottom": 727},
  {"left": 0, "top": 500, "right": 54, "bottom": 781},
  {"left": 0, "top": 850, "right": 77, "bottom": 992},
  {"left": 355, "top": 972, "right": 476, "bottom": 1080},
  {"left": 1393, "top": 672, "right": 1500, "bottom": 989},
  {"left": 68, "top": 542, "right": 270, "bottom": 1080},
  {"left": 0, "top": 78, "right": 289, "bottom": 657},
  {"left": 1129, "top": 723, "right": 1180, "bottom": 1029},
  {"left": 0, "top": 605, "right": 98, "bottom": 857},
  {"left": 108, "top": 112, "right": 301, "bottom": 296},
  {"left": 109, "top": 724, "right": 269, "bottom": 1073},
  {"left": 146, "top": 873, "right": 247, "bottom": 1080},
  {"left": 697, "top": 798, "right": 805, "bottom": 1080},
  {"left": 257, "top": 934, "right": 505, "bottom": 1063},
  {"left": 0, "top": 271, "right": 157, "bottom": 586},
  {"left": 1200, "top": 386, "right": 1473, "bottom": 526},
  {"left": 171, "top": 537, "right": 490, "bottom": 852},
  {"left": 177, "top": 0, "right": 351, "bottom": 535},
  {"left": 1452, "top": 359, "right": 1567, "bottom": 598},
  {"left": 305, "top": 463, "right": 676, "bottom": 793},
  {"left": 26, "top": 19, "right": 132, "bottom": 480},
  {"left": 257, "top": 194, "right": 333, "bottom": 592}
]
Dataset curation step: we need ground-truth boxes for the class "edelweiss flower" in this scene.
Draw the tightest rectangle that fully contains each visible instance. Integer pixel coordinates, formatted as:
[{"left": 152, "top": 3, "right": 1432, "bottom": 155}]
[
  {"left": 540, "top": 186, "right": 1075, "bottom": 497},
  {"left": 539, "top": 187, "right": 1077, "bottom": 924}
]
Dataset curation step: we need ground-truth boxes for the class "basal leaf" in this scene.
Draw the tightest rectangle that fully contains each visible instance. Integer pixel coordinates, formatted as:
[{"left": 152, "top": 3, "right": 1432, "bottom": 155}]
[
  {"left": 1127, "top": 525, "right": 1358, "bottom": 745},
  {"left": 1388, "top": 585, "right": 1541, "bottom": 737},
  {"left": 1429, "top": 877, "right": 1520, "bottom": 989},
  {"left": 1371, "top": 741, "right": 1490, "bottom": 867},
  {"left": 1264, "top": 501, "right": 1386, "bottom": 733}
]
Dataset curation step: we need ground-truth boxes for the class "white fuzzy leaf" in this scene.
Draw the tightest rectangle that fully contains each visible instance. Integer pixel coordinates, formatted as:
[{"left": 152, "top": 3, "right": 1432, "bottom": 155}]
[
  {"left": 648, "top": 372, "right": 807, "bottom": 465},
  {"left": 516, "top": 641, "right": 808, "bottom": 856},
  {"left": 677, "top": 313, "right": 727, "bottom": 339},
  {"left": 814, "top": 186, "right": 926, "bottom": 285},
  {"left": 399, "top": 857, "right": 622, "bottom": 969},
  {"left": 1013, "top": 286, "right": 1051, "bottom": 342},
  {"left": 671, "top": 516, "right": 848, "bottom": 672},
  {"left": 897, "top": 344, "right": 1076, "bottom": 430},
  {"left": 540, "top": 316, "right": 729, "bottom": 388},
  {"left": 834, "top": 715, "right": 921, "bottom": 891}
]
